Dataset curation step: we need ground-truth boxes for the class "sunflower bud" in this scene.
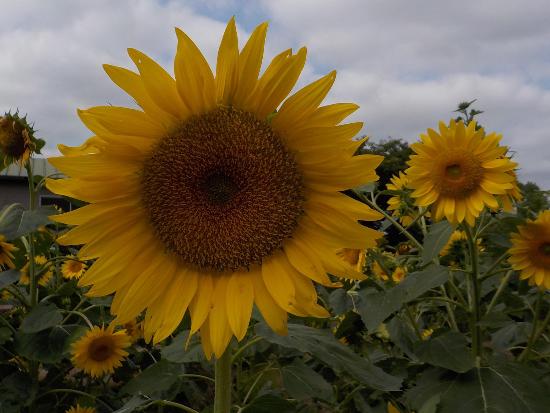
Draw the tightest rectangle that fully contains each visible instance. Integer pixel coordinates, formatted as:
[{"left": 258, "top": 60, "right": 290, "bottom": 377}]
[{"left": 0, "top": 112, "right": 39, "bottom": 167}]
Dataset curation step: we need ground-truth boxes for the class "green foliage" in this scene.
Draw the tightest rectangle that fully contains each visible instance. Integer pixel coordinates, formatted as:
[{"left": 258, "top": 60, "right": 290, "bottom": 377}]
[{"left": 517, "top": 181, "right": 549, "bottom": 218}]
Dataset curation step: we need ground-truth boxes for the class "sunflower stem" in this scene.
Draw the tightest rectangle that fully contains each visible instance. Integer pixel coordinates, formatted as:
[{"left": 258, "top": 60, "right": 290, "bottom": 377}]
[
  {"left": 464, "top": 225, "right": 482, "bottom": 362},
  {"left": 485, "top": 269, "right": 514, "bottom": 315},
  {"left": 518, "top": 289, "right": 545, "bottom": 362},
  {"left": 214, "top": 347, "right": 232, "bottom": 413}
]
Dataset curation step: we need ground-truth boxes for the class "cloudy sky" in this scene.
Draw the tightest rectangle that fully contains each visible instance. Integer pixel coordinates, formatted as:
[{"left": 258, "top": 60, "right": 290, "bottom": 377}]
[{"left": 1, "top": 0, "right": 549, "bottom": 188}]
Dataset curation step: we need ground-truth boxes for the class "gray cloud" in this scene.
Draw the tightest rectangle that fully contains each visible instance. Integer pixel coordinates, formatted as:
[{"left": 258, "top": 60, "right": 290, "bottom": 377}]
[{"left": 1, "top": 0, "right": 549, "bottom": 188}]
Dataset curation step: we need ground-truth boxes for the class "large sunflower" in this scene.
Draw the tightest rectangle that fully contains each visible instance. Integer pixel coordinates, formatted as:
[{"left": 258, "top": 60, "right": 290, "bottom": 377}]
[
  {"left": 48, "top": 19, "right": 383, "bottom": 358},
  {"left": 508, "top": 210, "right": 550, "bottom": 289},
  {"left": 406, "top": 120, "right": 517, "bottom": 226},
  {"left": 71, "top": 325, "right": 131, "bottom": 378}
]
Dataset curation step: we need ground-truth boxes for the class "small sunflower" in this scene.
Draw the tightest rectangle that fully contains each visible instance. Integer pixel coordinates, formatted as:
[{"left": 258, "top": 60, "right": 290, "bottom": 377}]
[
  {"left": 0, "top": 112, "right": 43, "bottom": 167},
  {"left": 391, "top": 266, "right": 406, "bottom": 283},
  {"left": 386, "top": 172, "right": 414, "bottom": 226},
  {"left": 66, "top": 405, "right": 95, "bottom": 413},
  {"left": 440, "top": 231, "right": 467, "bottom": 257},
  {"left": 62, "top": 256, "right": 87, "bottom": 279},
  {"left": 406, "top": 120, "right": 517, "bottom": 226},
  {"left": 123, "top": 319, "right": 143, "bottom": 342},
  {"left": 0, "top": 235, "right": 18, "bottom": 269},
  {"left": 371, "top": 260, "right": 390, "bottom": 281},
  {"left": 508, "top": 210, "right": 550, "bottom": 289},
  {"left": 19, "top": 255, "right": 53, "bottom": 286},
  {"left": 71, "top": 325, "right": 131, "bottom": 378},
  {"left": 336, "top": 248, "right": 366, "bottom": 273},
  {"left": 47, "top": 18, "right": 383, "bottom": 358}
]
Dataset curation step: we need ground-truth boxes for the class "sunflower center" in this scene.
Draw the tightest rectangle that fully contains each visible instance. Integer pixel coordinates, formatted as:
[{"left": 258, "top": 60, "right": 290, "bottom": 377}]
[
  {"left": 437, "top": 151, "right": 483, "bottom": 197},
  {"left": 88, "top": 337, "right": 114, "bottom": 362},
  {"left": 141, "top": 107, "right": 304, "bottom": 272},
  {"left": 445, "top": 164, "right": 462, "bottom": 178},
  {"left": 68, "top": 260, "right": 82, "bottom": 273},
  {"left": 539, "top": 242, "right": 550, "bottom": 256},
  {"left": 0, "top": 117, "right": 27, "bottom": 158}
]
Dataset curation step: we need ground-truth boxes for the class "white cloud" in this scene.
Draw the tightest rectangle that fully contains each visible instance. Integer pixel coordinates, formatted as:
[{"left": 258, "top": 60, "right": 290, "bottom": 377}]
[{"left": 1, "top": 0, "right": 549, "bottom": 188}]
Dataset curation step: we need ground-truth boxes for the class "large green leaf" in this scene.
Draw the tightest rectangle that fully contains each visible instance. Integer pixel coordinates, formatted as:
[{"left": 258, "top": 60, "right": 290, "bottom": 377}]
[
  {"left": 122, "top": 360, "right": 182, "bottom": 397},
  {"left": 20, "top": 302, "right": 62, "bottom": 333},
  {"left": 255, "top": 323, "right": 401, "bottom": 391},
  {"left": 14, "top": 325, "right": 75, "bottom": 363},
  {"left": 414, "top": 332, "right": 474, "bottom": 373},
  {"left": 0, "top": 269, "right": 20, "bottom": 290},
  {"left": 0, "top": 204, "right": 57, "bottom": 240},
  {"left": 160, "top": 330, "right": 205, "bottom": 363},
  {"left": 406, "top": 361, "right": 550, "bottom": 413},
  {"left": 242, "top": 394, "right": 295, "bottom": 413},
  {"left": 357, "top": 265, "right": 449, "bottom": 331},
  {"left": 421, "top": 221, "right": 454, "bottom": 264},
  {"left": 281, "top": 360, "right": 334, "bottom": 402}
]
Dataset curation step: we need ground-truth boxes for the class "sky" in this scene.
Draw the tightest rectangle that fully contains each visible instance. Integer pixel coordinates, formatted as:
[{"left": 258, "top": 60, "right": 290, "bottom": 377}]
[{"left": 1, "top": 0, "right": 549, "bottom": 188}]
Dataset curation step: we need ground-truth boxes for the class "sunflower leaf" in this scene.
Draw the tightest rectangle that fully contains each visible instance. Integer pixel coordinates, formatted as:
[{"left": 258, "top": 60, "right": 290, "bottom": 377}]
[
  {"left": 20, "top": 302, "right": 62, "bottom": 333},
  {"left": 421, "top": 221, "right": 454, "bottom": 264},
  {"left": 255, "top": 323, "right": 401, "bottom": 391},
  {"left": 414, "top": 332, "right": 474, "bottom": 373},
  {"left": 356, "top": 265, "right": 449, "bottom": 331},
  {"left": 405, "top": 361, "right": 550, "bottom": 413},
  {"left": 280, "top": 359, "right": 334, "bottom": 402},
  {"left": 242, "top": 394, "right": 295, "bottom": 413},
  {"left": 0, "top": 269, "right": 20, "bottom": 290},
  {"left": 121, "top": 359, "right": 183, "bottom": 398}
]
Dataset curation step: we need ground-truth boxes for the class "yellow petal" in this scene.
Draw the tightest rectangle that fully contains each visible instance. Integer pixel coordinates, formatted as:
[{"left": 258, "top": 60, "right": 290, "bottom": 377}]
[
  {"left": 174, "top": 28, "right": 216, "bottom": 114},
  {"left": 216, "top": 17, "right": 239, "bottom": 105},
  {"left": 251, "top": 269, "right": 288, "bottom": 335},
  {"left": 189, "top": 273, "right": 214, "bottom": 333},
  {"left": 226, "top": 271, "right": 254, "bottom": 341},
  {"left": 127, "top": 48, "right": 189, "bottom": 120}
]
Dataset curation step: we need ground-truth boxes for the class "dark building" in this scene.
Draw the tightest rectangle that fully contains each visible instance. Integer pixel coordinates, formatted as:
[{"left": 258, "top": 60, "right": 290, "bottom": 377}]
[{"left": 0, "top": 158, "right": 70, "bottom": 211}]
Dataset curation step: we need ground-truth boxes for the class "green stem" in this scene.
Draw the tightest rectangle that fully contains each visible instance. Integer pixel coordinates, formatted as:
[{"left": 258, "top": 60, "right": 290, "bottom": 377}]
[
  {"left": 518, "top": 290, "right": 545, "bottom": 362},
  {"left": 485, "top": 270, "right": 513, "bottom": 315},
  {"left": 481, "top": 251, "right": 509, "bottom": 279},
  {"left": 405, "top": 305, "right": 423, "bottom": 340},
  {"left": 36, "top": 388, "right": 114, "bottom": 411},
  {"left": 231, "top": 336, "right": 263, "bottom": 364},
  {"left": 214, "top": 348, "right": 232, "bottom": 413},
  {"left": 144, "top": 400, "right": 199, "bottom": 413},
  {"left": 464, "top": 225, "right": 482, "bottom": 361},
  {"left": 180, "top": 373, "right": 215, "bottom": 383},
  {"left": 360, "top": 194, "right": 423, "bottom": 251}
]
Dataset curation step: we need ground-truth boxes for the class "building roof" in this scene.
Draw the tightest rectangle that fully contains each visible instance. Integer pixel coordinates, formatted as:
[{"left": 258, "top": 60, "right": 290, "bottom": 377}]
[{"left": 0, "top": 158, "right": 61, "bottom": 179}]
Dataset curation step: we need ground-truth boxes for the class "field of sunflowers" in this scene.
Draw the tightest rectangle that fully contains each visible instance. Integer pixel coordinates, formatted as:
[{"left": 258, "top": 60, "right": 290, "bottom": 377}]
[{"left": 1, "top": 18, "right": 549, "bottom": 413}]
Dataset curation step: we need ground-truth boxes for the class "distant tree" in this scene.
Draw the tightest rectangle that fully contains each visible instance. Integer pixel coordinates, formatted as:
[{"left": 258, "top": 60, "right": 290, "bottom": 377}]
[
  {"left": 517, "top": 181, "right": 550, "bottom": 218},
  {"left": 358, "top": 138, "right": 412, "bottom": 189}
]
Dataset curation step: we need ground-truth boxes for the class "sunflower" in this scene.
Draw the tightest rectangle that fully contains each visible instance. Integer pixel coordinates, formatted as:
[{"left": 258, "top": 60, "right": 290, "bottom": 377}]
[
  {"left": 386, "top": 172, "right": 414, "bottom": 226},
  {"left": 508, "top": 210, "right": 550, "bottom": 289},
  {"left": 498, "top": 169, "right": 522, "bottom": 212},
  {"left": 406, "top": 120, "right": 517, "bottom": 226},
  {"left": 66, "top": 405, "right": 95, "bottom": 413},
  {"left": 71, "top": 325, "right": 131, "bottom": 378},
  {"left": 0, "top": 235, "right": 17, "bottom": 269},
  {"left": 391, "top": 266, "right": 406, "bottom": 283},
  {"left": 122, "top": 319, "right": 143, "bottom": 342},
  {"left": 19, "top": 255, "right": 53, "bottom": 286},
  {"left": 47, "top": 18, "right": 383, "bottom": 358},
  {"left": 62, "top": 256, "right": 87, "bottom": 279},
  {"left": 336, "top": 248, "right": 366, "bottom": 273},
  {"left": 0, "top": 112, "right": 41, "bottom": 166},
  {"left": 371, "top": 260, "right": 390, "bottom": 281}
]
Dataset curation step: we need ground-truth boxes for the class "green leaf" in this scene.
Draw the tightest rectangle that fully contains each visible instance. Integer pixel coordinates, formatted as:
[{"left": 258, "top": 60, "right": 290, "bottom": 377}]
[
  {"left": 0, "top": 269, "right": 20, "bottom": 290},
  {"left": 122, "top": 360, "right": 182, "bottom": 397},
  {"left": 406, "top": 361, "right": 550, "bottom": 413},
  {"left": 14, "top": 326, "right": 72, "bottom": 363},
  {"left": 255, "top": 323, "right": 401, "bottom": 391},
  {"left": 0, "top": 326, "right": 13, "bottom": 345},
  {"left": 0, "top": 372, "right": 35, "bottom": 407},
  {"left": 281, "top": 360, "right": 334, "bottom": 402},
  {"left": 414, "top": 332, "right": 474, "bottom": 373},
  {"left": 0, "top": 204, "right": 25, "bottom": 240},
  {"left": 112, "top": 395, "right": 150, "bottom": 413},
  {"left": 160, "top": 330, "right": 205, "bottom": 363},
  {"left": 15, "top": 206, "right": 58, "bottom": 238},
  {"left": 357, "top": 265, "right": 449, "bottom": 331},
  {"left": 242, "top": 394, "right": 295, "bottom": 413},
  {"left": 421, "top": 221, "right": 454, "bottom": 264},
  {"left": 20, "top": 302, "right": 62, "bottom": 333}
]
